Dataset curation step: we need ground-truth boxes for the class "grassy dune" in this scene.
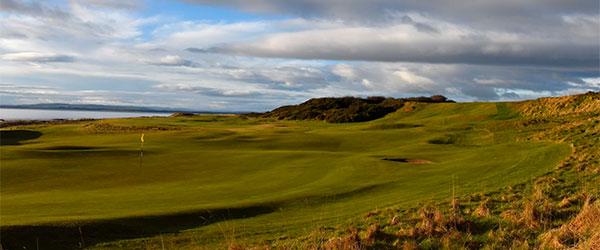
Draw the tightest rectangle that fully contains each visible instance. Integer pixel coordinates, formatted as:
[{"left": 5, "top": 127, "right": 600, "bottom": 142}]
[{"left": 0, "top": 100, "right": 588, "bottom": 249}]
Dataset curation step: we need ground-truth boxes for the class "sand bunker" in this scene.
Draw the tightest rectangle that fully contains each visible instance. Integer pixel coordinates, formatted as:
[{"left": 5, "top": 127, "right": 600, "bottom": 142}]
[{"left": 383, "top": 158, "right": 434, "bottom": 164}]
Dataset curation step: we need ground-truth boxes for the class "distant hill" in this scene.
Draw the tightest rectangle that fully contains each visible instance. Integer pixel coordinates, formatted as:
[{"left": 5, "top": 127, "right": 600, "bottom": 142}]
[
  {"left": 0, "top": 103, "right": 235, "bottom": 114},
  {"left": 245, "top": 95, "right": 454, "bottom": 123}
]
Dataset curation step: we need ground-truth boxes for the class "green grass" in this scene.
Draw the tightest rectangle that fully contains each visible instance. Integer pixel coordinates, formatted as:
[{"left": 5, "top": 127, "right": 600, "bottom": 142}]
[{"left": 0, "top": 102, "right": 571, "bottom": 249}]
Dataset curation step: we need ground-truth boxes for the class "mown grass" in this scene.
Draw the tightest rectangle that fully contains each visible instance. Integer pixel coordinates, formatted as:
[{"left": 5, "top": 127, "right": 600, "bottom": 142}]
[{"left": 0, "top": 101, "right": 575, "bottom": 249}]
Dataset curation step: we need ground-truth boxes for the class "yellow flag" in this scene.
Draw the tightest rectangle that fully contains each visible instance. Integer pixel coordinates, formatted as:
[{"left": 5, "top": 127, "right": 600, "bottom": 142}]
[{"left": 141, "top": 133, "right": 144, "bottom": 143}]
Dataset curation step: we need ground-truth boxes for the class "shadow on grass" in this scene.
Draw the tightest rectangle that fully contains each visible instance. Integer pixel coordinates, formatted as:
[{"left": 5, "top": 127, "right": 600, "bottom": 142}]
[
  {"left": 1, "top": 184, "right": 394, "bottom": 249},
  {"left": 382, "top": 158, "right": 434, "bottom": 164},
  {"left": 427, "top": 135, "right": 457, "bottom": 145},
  {"left": 0, "top": 206, "right": 275, "bottom": 250},
  {"left": 17, "top": 148, "right": 140, "bottom": 159},
  {"left": 42, "top": 146, "right": 101, "bottom": 150},
  {"left": 364, "top": 123, "right": 423, "bottom": 130},
  {"left": 0, "top": 130, "right": 43, "bottom": 145}
]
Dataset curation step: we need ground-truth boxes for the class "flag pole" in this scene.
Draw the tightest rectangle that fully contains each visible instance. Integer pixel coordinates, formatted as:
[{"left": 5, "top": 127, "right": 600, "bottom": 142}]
[{"left": 139, "top": 133, "right": 144, "bottom": 168}]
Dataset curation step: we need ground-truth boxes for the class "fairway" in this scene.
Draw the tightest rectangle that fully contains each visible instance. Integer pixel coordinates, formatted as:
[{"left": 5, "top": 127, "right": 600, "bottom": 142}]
[{"left": 0, "top": 102, "right": 570, "bottom": 248}]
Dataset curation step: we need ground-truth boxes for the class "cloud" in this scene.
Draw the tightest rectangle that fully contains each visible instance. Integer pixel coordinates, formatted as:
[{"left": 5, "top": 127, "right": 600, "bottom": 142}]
[
  {"left": 0, "top": 0, "right": 70, "bottom": 19},
  {"left": 1, "top": 52, "right": 76, "bottom": 63},
  {"left": 325, "top": 62, "right": 599, "bottom": 101},
  {"left": 500, "top": 92, "right": 520, "bottom": 99},
  {"left": 398, "top": 15, "right": 438, "bottom": 33},
  {"left": 581, "top": 77, "right": 600, "bottom": 88},
  {"left": 215, "top": 64, "right": 336, "bottom": 90},
  {"left": 0, "top": 0, "right": 151, "bottom": 51},
  {"left": 0, "top": 89, "right": 61, "bottom": 95},
  {"left": 143, "top": 20, "right": 271, "bottom": 51},
  {"left": 330, "top": 63, "right": 445, "bottom": 95},
  {"left": 140, "top": 55, "right": 195, "bottom": 67},
  {"left": 153, "top": 82, "right": 308, "bottom": 99},
  {"left": 67, "top": 0, "right": 144, "bottom": 10},
  {"left": 180, "top": 1, "right": 598, "bottom": 69},
  {"left": 1, "top": 0, "right": 143, "bottom": 17},
  {"left": 0, "top": 83, "right": 57, "bottom": 90},
  {"left": 473, "top": 78, "right": 507, "bottom": 86},
  {"left": 0, "top": 82, "right": 174, "bottom": 107},
  {"left": 189, "top": 19, "right": 598, "bottom": 68},
  {"left": 180, "top": 1, "right": 599, "bottom": 27}
]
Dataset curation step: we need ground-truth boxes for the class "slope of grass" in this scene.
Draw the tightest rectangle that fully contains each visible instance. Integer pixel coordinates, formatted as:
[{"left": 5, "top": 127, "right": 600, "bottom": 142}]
[
  {"left": 278, "top": 92, "right": 600, "bottom": 250},
  {"left": 0, "top": 100, "right": 577, "bottom": 249}
]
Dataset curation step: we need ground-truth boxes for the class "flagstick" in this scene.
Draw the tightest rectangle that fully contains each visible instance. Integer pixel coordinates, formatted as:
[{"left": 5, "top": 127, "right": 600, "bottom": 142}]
[
  {"left": 139, "top": 140, "right": 144, "bottom": 168},
  {"left": 139, "top": 133, "right": 144, "bottom": 168},
  {"left": 78, "top": 226, "right": 85, "bottom": 248}
]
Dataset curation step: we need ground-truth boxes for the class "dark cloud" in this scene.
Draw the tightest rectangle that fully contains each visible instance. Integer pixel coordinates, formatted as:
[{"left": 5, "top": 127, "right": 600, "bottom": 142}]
[
  {"left": 468, "top": 67, "right": 581, "bottom": 93},
  {"left": 181, "top": 0, "right": 599, "bottom": 69},
  {"left": 188, "top": 30, "right": 599, "bottom": 68},
  {"left": 185, "top": 48, "right": 210, "bottom": 53},
  {"left": 399, "top": 16, "right": 438, "bottom": 33},
  {"left": 460, "top": 84, "right": 501, "bottom": 100}
]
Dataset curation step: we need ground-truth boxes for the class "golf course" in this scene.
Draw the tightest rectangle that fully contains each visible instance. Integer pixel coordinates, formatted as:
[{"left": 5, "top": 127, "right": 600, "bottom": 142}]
[{"left": 1, "top": 94, "right": 598, "bottom": 249}]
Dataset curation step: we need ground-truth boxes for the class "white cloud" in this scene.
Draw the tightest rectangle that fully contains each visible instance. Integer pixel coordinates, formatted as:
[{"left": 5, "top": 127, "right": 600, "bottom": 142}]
[
  {"left": 67, "top": 0, "right": 144, "bottom": 10},
  {"left": 1, "top": 52, "right": 75, "bottom": 63},
  {"left": 142, "top": 20, "right": 271, "bottom": 51},
  {"left": 473, "top": 78, "right": 506, "bottom": 86},
  {"left": 361, "top": 79, "right": 373, "bottom": 88},
  {"left": 139, "top": 55, "right": 195, "bottom": 67},
  {"left": 581, "top": 77, "right": 600, "bottom": 88},
  {"left": 393, "top": 71, "right": 434, "bottom": 85}
]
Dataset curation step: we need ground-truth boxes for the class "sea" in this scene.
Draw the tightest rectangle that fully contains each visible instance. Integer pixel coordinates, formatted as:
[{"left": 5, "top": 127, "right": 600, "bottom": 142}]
[{"left": 0, "top": 108, "right": 171, "bottom": 121}]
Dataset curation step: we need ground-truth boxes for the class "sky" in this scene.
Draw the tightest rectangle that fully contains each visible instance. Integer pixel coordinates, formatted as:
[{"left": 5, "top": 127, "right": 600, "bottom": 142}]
[{"left": 0, "top": 0, "right": 599, "bottom": 111}]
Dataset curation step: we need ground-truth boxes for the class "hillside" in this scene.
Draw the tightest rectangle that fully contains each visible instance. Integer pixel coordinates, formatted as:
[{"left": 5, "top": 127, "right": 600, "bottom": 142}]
[
  {"left": 0, "top": 92, "right": 598, "bottom": 250},
  {"left": 246, "top": 95, "right": 453, "bottom": 123}
]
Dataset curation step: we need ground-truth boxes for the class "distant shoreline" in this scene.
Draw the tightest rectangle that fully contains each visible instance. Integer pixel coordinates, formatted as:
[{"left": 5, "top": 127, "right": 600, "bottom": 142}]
[
  {"left": 0, "top": 105, "right": 239, "bottom": 115},
  {"left": 1, "top": 106, "right": 176, "bottom": 113},
  {"left": 0, "top": 108, "right": 239, "bottom": 123}
]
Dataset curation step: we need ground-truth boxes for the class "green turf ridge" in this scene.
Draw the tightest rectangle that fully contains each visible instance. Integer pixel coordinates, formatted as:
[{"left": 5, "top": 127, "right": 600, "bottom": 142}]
[{"left": 0, "top": 102, "right": 572, "bottom": 249}]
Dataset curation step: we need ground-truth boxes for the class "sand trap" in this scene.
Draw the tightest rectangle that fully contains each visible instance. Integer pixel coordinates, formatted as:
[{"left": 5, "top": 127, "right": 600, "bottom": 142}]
[{"left": 383, "top": 158, "right": 434, "bottom": 164}]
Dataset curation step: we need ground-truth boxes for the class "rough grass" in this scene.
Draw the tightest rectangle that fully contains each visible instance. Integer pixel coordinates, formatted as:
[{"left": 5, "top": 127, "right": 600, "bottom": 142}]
[{"left": 2, "top": 93, "right": 596, "bottom": 249}]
